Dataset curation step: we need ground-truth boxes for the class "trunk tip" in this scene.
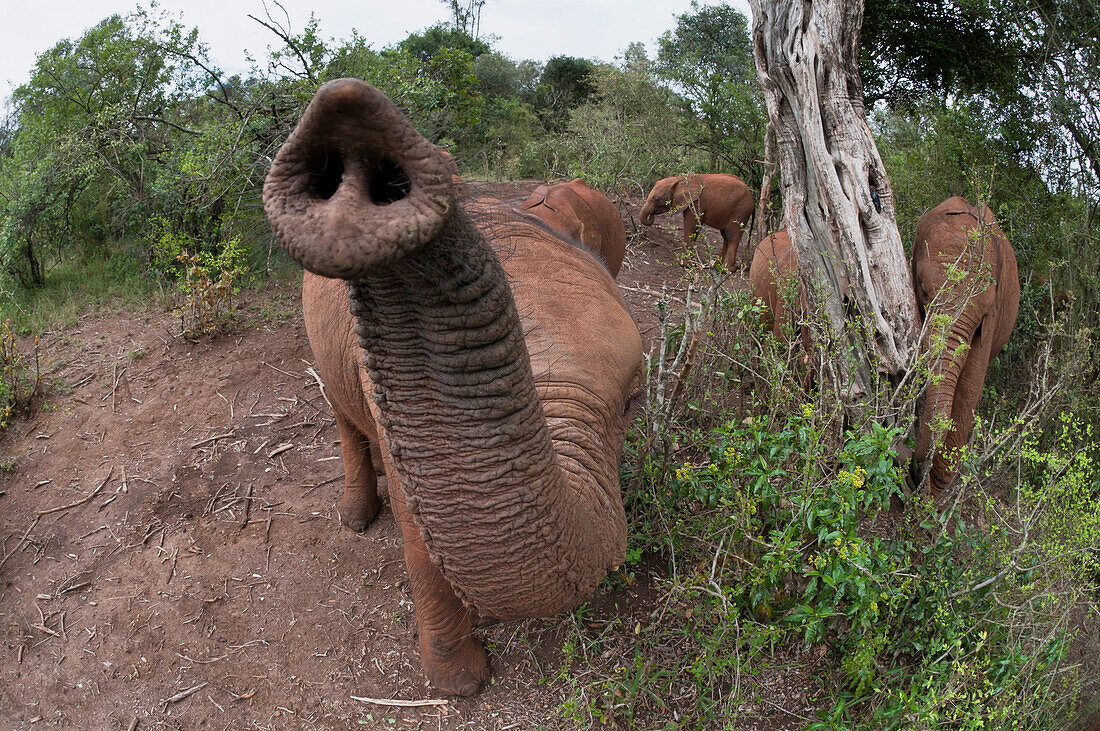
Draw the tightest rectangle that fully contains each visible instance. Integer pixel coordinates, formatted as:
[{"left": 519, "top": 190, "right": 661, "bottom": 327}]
[{"left": 263, "top": 78, "right": 454, "bottom": 279}]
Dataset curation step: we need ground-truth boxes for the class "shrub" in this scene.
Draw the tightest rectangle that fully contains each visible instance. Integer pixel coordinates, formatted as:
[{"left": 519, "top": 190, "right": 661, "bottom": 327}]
[
  {"left": 0, "top": 319, "right": 42, "bottom": 429},
  {"left": 172, "top": 236, "right": 246, "bottom": 339},
  {"left": 553, "top": 267, "right": 1100, "bottom": 729}
]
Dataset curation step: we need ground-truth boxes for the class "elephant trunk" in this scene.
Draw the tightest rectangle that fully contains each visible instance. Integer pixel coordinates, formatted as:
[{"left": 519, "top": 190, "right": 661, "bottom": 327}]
[
  {"left": 913, "top": 310, "right": 980, "bottom": 497},
  {"left": 263, "top": 78, "right": 454, "bottom": 280},
  {"left": 639, "top": 204, "right": 655, "bottom": 227},
  {"left": 263, "top": 79, "right": 624, "bottom": 619}
]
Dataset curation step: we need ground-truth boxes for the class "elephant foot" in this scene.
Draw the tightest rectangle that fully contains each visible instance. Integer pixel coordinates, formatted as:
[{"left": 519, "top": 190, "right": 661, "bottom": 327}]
[
  {"left": 339, "top": 491, "right": 381, "bottom": 532},
  {"left": 421, "top": 635, "right": 489, "bottom": 696}
]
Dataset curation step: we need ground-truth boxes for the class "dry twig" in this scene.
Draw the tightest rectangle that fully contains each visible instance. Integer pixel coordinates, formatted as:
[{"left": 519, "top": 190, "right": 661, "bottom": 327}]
[
  {"left": 37, "top": 467, "right": 115, "bottom": 517},
  {"left": 351, "top": 695, "right": 448, "bottom": 708}
]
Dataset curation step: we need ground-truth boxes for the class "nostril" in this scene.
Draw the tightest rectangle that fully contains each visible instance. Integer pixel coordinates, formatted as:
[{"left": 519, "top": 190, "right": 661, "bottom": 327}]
[
  {"left": 307, "top": 151, "right": 344, "bottom": 200},
  {"left": 368, "top": 157, "right": 411, "bottom": 205}
]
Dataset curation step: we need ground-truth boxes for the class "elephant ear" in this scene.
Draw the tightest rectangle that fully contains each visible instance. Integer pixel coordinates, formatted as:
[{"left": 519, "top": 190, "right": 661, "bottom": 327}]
[
  {"left": 519, "top": 186, "right": 549, "bottom": 211},
  {"left": 681, "top": 174, "right": 703, "bottom": 207}
]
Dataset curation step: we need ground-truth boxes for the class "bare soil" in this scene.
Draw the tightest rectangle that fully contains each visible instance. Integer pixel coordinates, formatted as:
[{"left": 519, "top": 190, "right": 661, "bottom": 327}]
[{"left": 0, "top": 181, "right": 819, "bottom": 730}]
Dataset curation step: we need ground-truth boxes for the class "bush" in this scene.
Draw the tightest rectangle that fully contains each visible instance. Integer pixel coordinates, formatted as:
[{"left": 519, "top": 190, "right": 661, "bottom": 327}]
[
  {"left": 553, "top": 270, "right": 1100, "bottom": 729},
  {"left": 172, "top": 236, "right": 246, "bottom": 339},
  {"left": 0, "top": 319, "right": 42, "bottom": 429}
]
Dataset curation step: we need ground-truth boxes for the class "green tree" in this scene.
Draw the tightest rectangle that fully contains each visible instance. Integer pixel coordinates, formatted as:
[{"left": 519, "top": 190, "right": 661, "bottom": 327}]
[
  {"left": 397, "top": 24, "right": 490, "bottom": 63},
  {"left": 656, "top": 1, "right": 764, "bottom": 173},
  {"left": 860, "top": 0, "right": 1031, "bottom": 107},
  {"left": 558, "top": 44, "right": 685, "bottom": 191},
  {"left": 1, "top": 6, "right": 268, "bottom": 289},
  {"left": 532, "top": 56, "right": 597, "bottom": 132}
]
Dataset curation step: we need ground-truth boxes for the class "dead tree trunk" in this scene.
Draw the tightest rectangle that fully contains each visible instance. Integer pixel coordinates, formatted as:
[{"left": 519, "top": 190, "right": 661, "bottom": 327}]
[
  {"left": 749, "top": 0, "right": 919, "bottom": 412},
  {"left": 749, "top": 121, "right": 777, "bottom": 249}
]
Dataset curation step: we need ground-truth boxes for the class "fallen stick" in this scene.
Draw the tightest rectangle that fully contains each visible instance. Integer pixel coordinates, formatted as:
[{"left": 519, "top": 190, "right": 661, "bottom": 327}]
[
  {"left": 306, "top": 367, "right": 334, "bottom": 412},
  {"left": 37, "top": 467, "right": 115, "bottom": 517},
  {"left": 0, "top": 516, "right": 41, "bottom": 572},
  {"left": 350, "top": 696, "right": 448, "bottom": 708},
  {"left": 161, "top": 681, "right": 209, "bottom": 709},
  {"left": 267, "top": 443, "right": 293, "bottom": 458},
  {"left": 263, "top": 361, "right": 302, "bottom": 380},
  {"left": 190, "top": 432, "right": 235, "bottom": 449}
]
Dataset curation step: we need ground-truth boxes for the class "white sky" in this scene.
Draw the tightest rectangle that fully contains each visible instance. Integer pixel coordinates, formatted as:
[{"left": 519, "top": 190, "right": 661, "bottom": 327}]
[{"left": 1, "top": 0, "right": 752, "bottom": 105}]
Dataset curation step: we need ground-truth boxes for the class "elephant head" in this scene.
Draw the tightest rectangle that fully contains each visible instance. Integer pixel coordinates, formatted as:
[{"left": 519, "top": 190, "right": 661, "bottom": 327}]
[
  {"left": 263, "top": 79, "right": 643, "bottom": 694},
  {"left": 911, "top": 196, "right": 1019, "bottom": 500},
  {"left": 639, "top": 175, "right": 695, "bottom": 226},
  {"left": 518, "top": 178, "right": 627, "bottom": 277}
]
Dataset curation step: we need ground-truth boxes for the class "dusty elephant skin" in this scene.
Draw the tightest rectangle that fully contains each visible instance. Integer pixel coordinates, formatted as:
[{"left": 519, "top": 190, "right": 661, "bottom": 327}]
[
  {"left": 263, "top": 79, "right": 644, "bottom": 696},
  {"left": 639, "top": 173, "right": 754, "bottom": 267},
  {"left": 749, "top": 229, "right": 806, "bottom": 346},
  {"left": 518, "top": 178, "right": 627, "bottom": 277},
  {"left": 911, "top": 196, "right": 1020, "bottom": 500}
]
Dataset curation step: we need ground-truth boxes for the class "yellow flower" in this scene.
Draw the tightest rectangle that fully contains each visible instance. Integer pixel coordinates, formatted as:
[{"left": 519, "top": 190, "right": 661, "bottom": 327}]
[{"left": 801, "top": 403, "right": 814, "bottom": 420}]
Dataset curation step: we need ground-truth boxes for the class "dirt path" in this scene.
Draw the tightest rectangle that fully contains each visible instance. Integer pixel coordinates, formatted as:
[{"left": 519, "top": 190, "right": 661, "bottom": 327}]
[{"left": 0, "top": 181, "right": 758, "bottom": 730}]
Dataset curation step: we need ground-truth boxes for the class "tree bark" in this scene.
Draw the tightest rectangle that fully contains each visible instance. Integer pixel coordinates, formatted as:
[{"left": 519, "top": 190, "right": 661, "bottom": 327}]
[
  {"left": 749, "top": 120, "right": 777, "bottom": 251},
  {"left": 749, "top": 0, "right": 919, "bottom": 409}
]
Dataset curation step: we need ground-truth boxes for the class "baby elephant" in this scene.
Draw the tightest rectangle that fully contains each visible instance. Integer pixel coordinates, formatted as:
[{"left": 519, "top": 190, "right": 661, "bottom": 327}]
[
  {"left": 519, "top": 178, "right": 627, "bottom": 277},
  {"left": 639, "top": 173, "right": 754, "bottom": 268},
  {"left": 749, "top": 230, "right": 803, "bottom": 344},
  {"left": 911, "top": 197, "right": 1019, "bottom": 500}
]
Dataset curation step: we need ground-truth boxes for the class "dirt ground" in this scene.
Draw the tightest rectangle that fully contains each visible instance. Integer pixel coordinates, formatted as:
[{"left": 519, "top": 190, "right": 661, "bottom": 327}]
[{"left": 0, "top": 180, "right": 820, "bottom": 731}]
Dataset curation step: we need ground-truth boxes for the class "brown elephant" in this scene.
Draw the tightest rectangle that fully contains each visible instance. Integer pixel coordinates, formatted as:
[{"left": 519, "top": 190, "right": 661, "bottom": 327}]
[
  {"left": 911, "top": 196, "right": 1019, "bottom": 500},
  {"left": 518, "top": 178, "right": 627, "bottom": 277},
  {"left": 639, "top": 173, "right": 754, "bottom": 267},
  {"left": 263, "top": 79, "right": 644, "bottom": 696},
  {"left": 749, "top": 229, "right": 803, "bottom": 343}
]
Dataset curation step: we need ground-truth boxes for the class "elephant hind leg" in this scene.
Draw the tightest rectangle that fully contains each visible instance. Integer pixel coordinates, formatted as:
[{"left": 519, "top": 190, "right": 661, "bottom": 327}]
[
  {"left": 930, "top": 324, "right": 994, "bottom": 500},
  {"left": 720, "top": 223, "right": 746, "bottom": 269},
  {"left": 334, "top": 411, "right": 381, "bottom": 531}
]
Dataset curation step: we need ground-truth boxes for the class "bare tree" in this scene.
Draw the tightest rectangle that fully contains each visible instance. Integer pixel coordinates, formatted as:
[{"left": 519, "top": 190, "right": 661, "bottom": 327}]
[
  {"left": 439, "top": 0, "right": 486, "bottom": 38},
  {"left": 749, "top": 1, "right": 919, "bottom": 413}
]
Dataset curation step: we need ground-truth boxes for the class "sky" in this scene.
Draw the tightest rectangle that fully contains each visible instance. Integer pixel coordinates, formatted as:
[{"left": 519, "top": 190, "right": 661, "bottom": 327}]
[{"left": 1, "top": 0, "right": 753, "bottom": 105}]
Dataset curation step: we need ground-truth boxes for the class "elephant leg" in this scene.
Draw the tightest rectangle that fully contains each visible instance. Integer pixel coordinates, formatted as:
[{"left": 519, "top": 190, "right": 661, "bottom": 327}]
[
  {"left": 388, "top": 472, "right": 488, "bottom": 695},
  {"left": 683, "top": 210, "right": 701, "bottom": 244},
  {"left": 720, "top": 222, "right": 745, "bottom": 268},
  {"left": 334, "top": 411, "right": 381, "bottom": 531},
  {"left": 930, "top": 325, "right": 994, "bottom": 500}
]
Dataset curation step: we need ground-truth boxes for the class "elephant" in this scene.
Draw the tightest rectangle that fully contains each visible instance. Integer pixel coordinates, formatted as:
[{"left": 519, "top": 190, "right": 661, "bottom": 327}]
[
  {"left": 518, "top": 178, "right": 627, "bottom": 278},
  {"left": 263, "top": 79, "right": 644, "bottom": 695},
  {"left": 911, "top": 196, "right": 1019, "bottom": 500},
  {"left": 639, "top": 173, "right": 754, "bottom": 268},
  {"left": 748, "top": 229, "right": 803, "bottom": 344}
]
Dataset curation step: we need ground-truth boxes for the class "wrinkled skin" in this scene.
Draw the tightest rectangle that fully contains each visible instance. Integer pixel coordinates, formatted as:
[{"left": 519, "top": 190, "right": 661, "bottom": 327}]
[
  {"left": 518, "top": 178, "right": 627, "bottom": 278},
  {"left": 639, "top": 173, "right": 754, "bottom": 267},
  {"left": 263, "top": 79, "right": 644, "bottom": 696},
  {"left": 911, "top": 197, "right": 1019, "bottom": 500}
]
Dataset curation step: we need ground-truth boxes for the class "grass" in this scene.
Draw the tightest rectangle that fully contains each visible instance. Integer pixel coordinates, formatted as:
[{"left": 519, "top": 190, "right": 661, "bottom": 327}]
[{"left": 0, "top": 243, "right": 303, "bottom": 336}]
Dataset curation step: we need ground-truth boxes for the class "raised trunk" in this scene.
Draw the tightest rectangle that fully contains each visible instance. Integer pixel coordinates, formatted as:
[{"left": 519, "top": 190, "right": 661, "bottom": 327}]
[
  {"left": 263, "top": 79, "right": 625, "bottom": 619},
  {"left": 749, "top": 0, "right": 919, "bottom": 412}
]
